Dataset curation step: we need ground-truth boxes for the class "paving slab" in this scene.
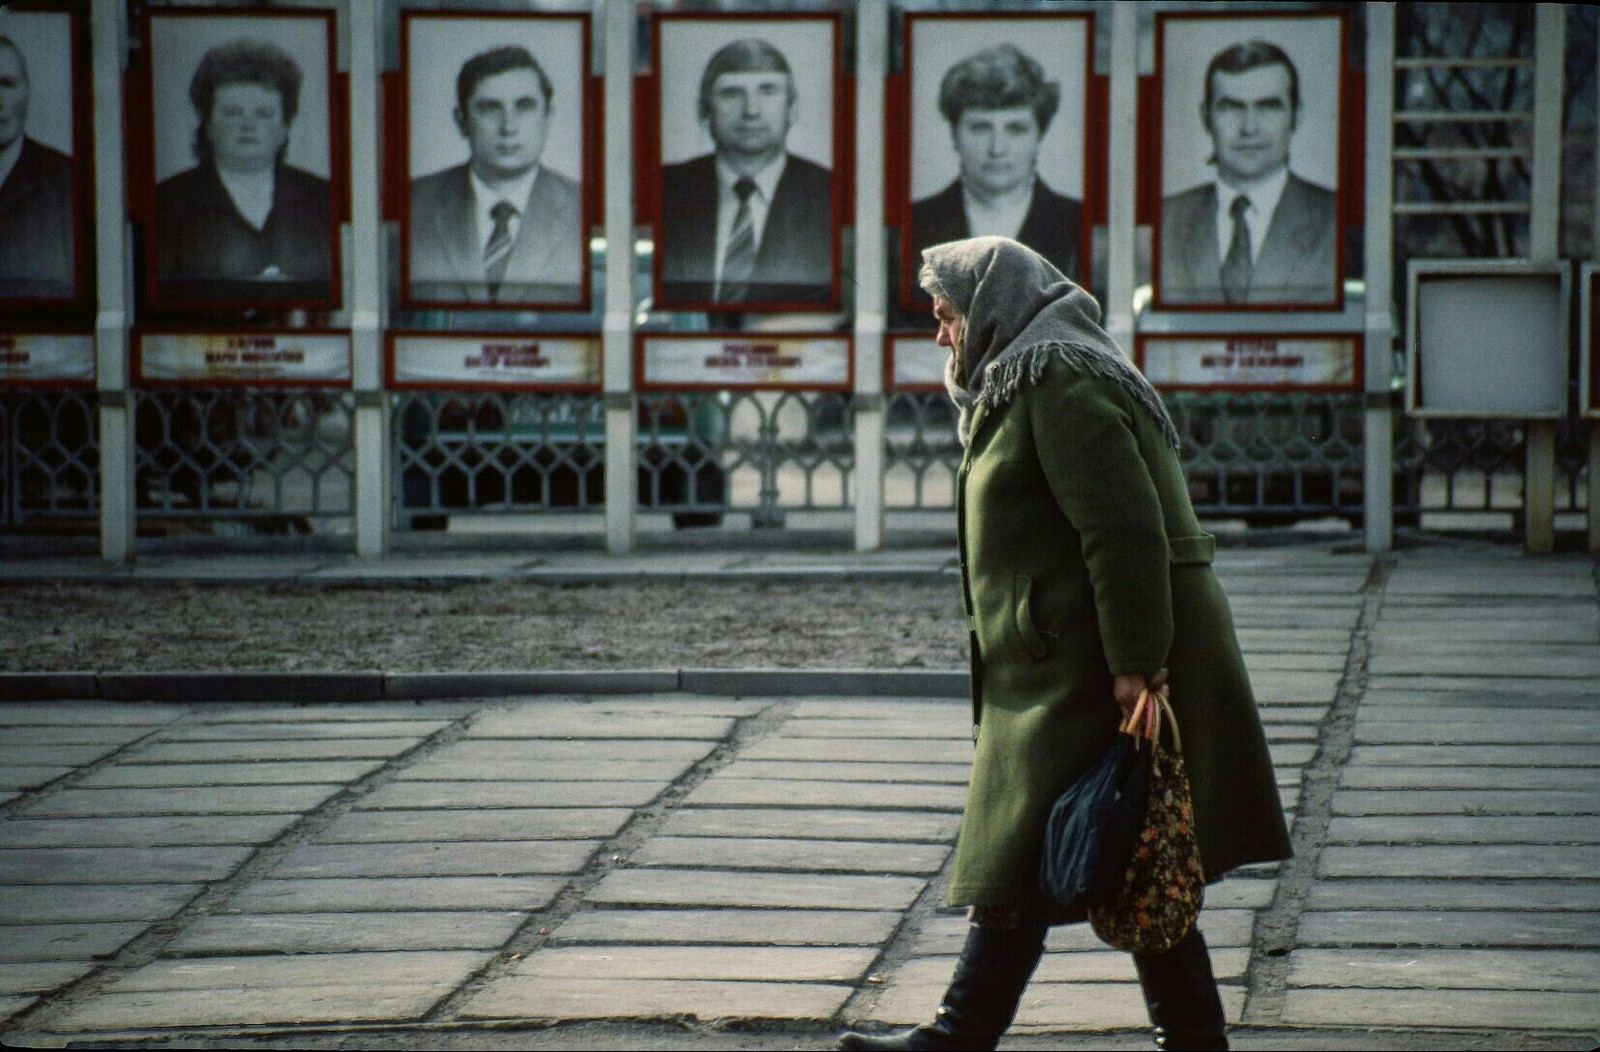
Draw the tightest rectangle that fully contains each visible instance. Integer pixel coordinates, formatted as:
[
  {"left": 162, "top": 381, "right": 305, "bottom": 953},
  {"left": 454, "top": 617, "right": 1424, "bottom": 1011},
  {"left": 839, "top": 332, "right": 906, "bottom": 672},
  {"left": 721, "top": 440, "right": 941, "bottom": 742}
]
[
  {"left": 0, "top": 726, "right": 167, "bottom": 747},
  {"left": 0, "top": 961, "right": 96, "bottom": 996},
  {"left": 73, "top": 760, "right": 385, "bottom": 788},
  {"left": 315, "top": 808, "right": 633, "bottom": 843},
  {"left": 46, "top": 983, "right": 449, "bottom": 1030},
  {"left": 1325, "top": 815, "right": 1600, "bottom": 844},
  {"left": 661, "top": 808, "right": 961, "bottom": 843},
  {"left": 268, "top": 839, "right": 600, "bottom": 878},
  {"left": 438, "top": 739, "right": 719, "bottom": 763},
  {"left": 1306, "top": 879, "right": 1600, "bottom": 911},
  {"left": 0, "top": 745, "right": 129, "bottom": 767},
  {"left": 683, "top": 778, "right": 967, "bottom": 812},
  {"left": 0, "top": 768, "right": 74, "bottom": 792},
  {"left": 1248, "top": 672, "right": 1344, "bottom": 704},
  {"left": 588, "top": 869, "right": 925, "bottom": 912},
  {"left": 355, "top": 781, "right": 667, "bottom": 810},
  {"left": 0, "top": 845, "right": 255, "bottom": 885},
  {"left": 198, "top": 704, "right": 476, "bottom": 723},
  {"left": 166, "top": 911, "right": 527, "bottom": 954},
  {"left": 787, "top": 700, "right": 972, "bottom": 720},
  {"left": 1357, "top": 704, "right": 1600, "bottom": 724},
  {"left": 0, "top": 704, "right": 186, "bottom": 726},
  {"left": 1372, "top": 622, "right": 1598, "bottom": 645},
  {"left": 1364, "top": 675, "right": 1600, "bottom": 699},
  {"left": 397, "top": 758, "right": 695, "bottom": 783},
  {"left": 1320, "top": 844, "right": 1600, "bottom": 879},
  {"left": 1296, "top": 910, "right": 1600, "bottom": 947},
  {"left": 0, "top": 884, "right": 203, "bottom": 923},
  {"left": 230, "top": 875, "right": 566, "bottom": 912},
  {"left": 104, "top": 951, "right": 486, "bottom": 991},
  {"left": 125, "top": 740, "right": 419, "bottom": 764},
  {"left": 463, "top": 711, "right": 736, "bottom": 741},
  {"left": 1337, "top": 766, "right": 1600, "bottom": 791},
  {"left": 0, "top": 994, "right": 33, "bottom": 1019},
  {"left": 1287, "top": 947, "right": 1600, "bottom": 990},
  {"left": 1353, "top": 719, "right": 1600, "bottom": 745},
  {"left": 20, "top": 784, "right": 343, "bottom": 817},
  {"left": 774, "top": 718, "right": 971, "bottom": 740},
  {"left": 1347, "top": 745, "right": 1600, "bottom": 767},
  {"left": 459, "top": 975, "right": 854, "bottom": 1022},
  {"left": 550, "top": 908, "right": 901, "bottom": 947},
  {"left": 512, "top": 945, "right": 879, "bottom": 982},
  {"left": 0, "top": 814, "right": 298, "bottom": 848},
  {"left": 739, "top": 738, "right": 974, "bottom": 764},
  {"left": 1283, "top": 987, "right": 1600, "bottom": 1030},
  {"left": 156, "top": 720, "right": 452, "bottom": 741},
  {"left": 1238, "top": 653, "right": 1347, "bottom": 672},
  {"left": 0, "top": 922, "right": 149, "bottom": 962},
  {"left": 627, "top": 837, "right": 949, "bottom": 875},
  {"left": 713, "top": 760, "right": 970, "bottom": 784},
  {"left": 488, "top": 697, "right": 766, "bottom": 718}
]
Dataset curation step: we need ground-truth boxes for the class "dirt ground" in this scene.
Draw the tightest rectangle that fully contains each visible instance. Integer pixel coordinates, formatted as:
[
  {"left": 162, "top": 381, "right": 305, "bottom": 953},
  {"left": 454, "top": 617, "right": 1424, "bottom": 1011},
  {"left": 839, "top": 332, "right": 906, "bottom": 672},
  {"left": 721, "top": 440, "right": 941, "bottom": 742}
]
[{"left": 1, "top": 579, "right": 969, "bottom": 672}]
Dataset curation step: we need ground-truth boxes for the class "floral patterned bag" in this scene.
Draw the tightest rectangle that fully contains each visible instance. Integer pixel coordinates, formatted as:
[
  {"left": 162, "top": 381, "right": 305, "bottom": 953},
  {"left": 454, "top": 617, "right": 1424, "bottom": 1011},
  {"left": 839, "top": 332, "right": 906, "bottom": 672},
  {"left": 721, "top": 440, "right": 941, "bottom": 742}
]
[{"left": 1087, "top": 688, "right": 1205, "bottom": 955}]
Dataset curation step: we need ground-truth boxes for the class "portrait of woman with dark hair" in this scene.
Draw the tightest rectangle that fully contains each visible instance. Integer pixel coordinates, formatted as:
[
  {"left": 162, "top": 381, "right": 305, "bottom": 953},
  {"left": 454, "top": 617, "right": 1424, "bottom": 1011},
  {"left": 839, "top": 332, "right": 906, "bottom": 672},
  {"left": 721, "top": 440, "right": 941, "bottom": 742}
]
[
  {"left": 910, "top": 43, "right": 1083, "bottom": 289},
  {"left": 153, "top": 35, "right": 333, "bottom": 304}
]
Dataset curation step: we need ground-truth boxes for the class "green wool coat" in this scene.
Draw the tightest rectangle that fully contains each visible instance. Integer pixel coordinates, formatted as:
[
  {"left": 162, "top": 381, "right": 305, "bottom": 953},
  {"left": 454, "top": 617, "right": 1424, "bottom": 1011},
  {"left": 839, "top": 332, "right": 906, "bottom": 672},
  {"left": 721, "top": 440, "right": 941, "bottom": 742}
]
[{"left": 949, "top": 356, "right": 1292, "bottom": 909}]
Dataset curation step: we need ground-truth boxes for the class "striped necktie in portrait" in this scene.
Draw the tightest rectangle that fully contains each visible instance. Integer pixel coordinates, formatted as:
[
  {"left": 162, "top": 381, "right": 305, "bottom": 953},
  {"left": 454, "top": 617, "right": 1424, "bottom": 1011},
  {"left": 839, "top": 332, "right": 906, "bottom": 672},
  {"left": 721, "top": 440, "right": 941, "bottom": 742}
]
[
  {"left": 484, "top": 200, "right": 518, "bottom": 298},
  {"left": 717, "top": 177, "right": 758, "bottom": 302}
]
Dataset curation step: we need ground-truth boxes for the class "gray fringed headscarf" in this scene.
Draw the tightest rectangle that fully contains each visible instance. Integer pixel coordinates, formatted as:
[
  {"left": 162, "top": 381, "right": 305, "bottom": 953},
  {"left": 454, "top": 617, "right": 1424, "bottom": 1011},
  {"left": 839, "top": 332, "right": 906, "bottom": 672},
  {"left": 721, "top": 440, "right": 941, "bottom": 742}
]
[{"left": 919, "top": 236, "right": 1179, "bottom": 450}]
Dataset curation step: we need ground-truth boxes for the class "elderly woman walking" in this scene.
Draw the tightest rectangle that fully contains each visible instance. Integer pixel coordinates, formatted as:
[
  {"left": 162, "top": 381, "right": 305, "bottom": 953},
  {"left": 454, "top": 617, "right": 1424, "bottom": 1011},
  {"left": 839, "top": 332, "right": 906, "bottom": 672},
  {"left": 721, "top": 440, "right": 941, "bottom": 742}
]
[{"left": 838, "top": 238, "right": 1291, "bottom": 1052}]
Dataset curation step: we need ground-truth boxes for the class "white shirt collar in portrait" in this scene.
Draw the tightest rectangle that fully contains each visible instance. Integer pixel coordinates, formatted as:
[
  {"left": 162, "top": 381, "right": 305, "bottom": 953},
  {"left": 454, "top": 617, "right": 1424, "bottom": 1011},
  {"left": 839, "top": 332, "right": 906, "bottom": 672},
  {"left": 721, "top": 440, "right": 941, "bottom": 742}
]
[
  {"left": 961, "top": 179, "right": 1036, "bottom": 242},
  {"left": 469, "top": 165, "right": 542, "bottom": 254},
  {"left": 713, "top": 152, "right": 787, "bottom": 288},
  {"left": 0, "top": 135, "right": 22, "bottom": 189},
  {"left": 1212, "top": 165, "right": 1289, "bottom": 264},
  {"left": 216, "top": 164, "right": 277, "bottom": 232}
]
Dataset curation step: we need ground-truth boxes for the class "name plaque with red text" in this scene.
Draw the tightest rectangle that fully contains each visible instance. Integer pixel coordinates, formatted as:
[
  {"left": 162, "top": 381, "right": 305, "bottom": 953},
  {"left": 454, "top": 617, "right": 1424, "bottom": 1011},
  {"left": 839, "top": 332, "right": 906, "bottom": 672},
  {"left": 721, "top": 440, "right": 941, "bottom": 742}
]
[
  {"left": 136, "top": 331, "right": 352, "bottom": 386},
  {"left": 388, "top": 333, "right": 600, "bottom": 391},
  {"left": 637, "top": 334, "right": 852, "bottom": 391},
  {"left": 0, "top": 333, "right": 95, "bottom": 385},
  {"left": 1136, "top": 333, "right": 1360, "bottom": 392}
]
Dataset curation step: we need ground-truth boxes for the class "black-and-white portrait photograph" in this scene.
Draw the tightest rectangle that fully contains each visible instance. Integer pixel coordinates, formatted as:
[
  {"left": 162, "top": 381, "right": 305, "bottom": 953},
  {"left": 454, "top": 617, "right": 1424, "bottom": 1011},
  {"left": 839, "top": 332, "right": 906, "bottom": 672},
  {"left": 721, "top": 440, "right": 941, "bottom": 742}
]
[
  {"left": 905, "top": 14, "right": 1089, "bottom": 306},
  {"left": 0, "top": 4, "right": 83, "bottom": 303},
  {"left": 654, "top": 14, "right": 840, "bottom": 312},
  {"left": 402, "top": 12, "right": 589, "bottom": 310},
  {"left": 146, "top": 9, "right": 337, "bottom": 308},
  {"left": 1156, "top": 13, "right": 1345, "bottom": 310}
]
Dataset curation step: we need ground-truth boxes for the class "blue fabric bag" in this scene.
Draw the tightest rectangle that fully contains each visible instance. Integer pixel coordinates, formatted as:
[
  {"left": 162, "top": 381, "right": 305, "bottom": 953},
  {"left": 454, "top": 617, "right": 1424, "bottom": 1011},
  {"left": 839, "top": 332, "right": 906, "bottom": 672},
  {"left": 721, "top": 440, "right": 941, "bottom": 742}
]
[{"left": 1038, "top": 726, "right": 1150, "bottom": 916}]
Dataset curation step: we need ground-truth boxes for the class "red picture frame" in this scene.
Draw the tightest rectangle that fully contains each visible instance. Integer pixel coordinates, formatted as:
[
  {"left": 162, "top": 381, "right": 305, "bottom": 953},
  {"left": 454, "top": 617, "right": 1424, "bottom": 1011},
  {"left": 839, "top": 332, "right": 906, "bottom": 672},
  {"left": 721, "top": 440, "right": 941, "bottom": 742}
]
[
  {"left": 899, "top": 11, "right": 1095, "bottom": 312},
  {"left": 648, "top": 12, "right": 844, "bottom": 314},
  {"left": 397, "top": 11, "right": 594, "bottom": 313},
  {"left": 140, "top": 7, "right": 343, "bottom": 314},
  {"left": 1151, "top": 10, "right": 1348, "bottom": 313},
  {"left": 0, "top": 1, "right": 94, "bottom": 314}
]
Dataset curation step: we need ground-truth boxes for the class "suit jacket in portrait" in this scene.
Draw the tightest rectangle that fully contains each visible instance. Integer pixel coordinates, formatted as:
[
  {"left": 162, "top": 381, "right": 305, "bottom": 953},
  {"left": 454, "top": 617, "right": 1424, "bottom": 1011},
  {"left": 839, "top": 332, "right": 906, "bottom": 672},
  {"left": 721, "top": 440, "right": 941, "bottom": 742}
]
[
  {"left": 657, "top": 153, "right": 834, "bottom": 308},
  {"left": 154, "top": 161, "right": 333, "bottom": 304},
  {"left": 0, "top": 138, "right": 77, "bottom": 299},
  {"left": 407, "top": 164, "right": 584, "bottom": 306},
  {"left": 910, "top": 177, "right": 1083, "bottom": 291},
  {"left": 1158, "top": 173, "right": 1338, "bottom": 306}
]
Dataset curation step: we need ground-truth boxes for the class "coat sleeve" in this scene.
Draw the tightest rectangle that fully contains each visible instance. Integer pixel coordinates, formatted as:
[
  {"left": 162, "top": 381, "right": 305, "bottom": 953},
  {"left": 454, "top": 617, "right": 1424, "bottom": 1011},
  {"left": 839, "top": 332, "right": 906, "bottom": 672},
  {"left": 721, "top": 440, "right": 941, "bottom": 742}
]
[{"left": 1024, "top": 364, "right": 1173, "bottom": 676}]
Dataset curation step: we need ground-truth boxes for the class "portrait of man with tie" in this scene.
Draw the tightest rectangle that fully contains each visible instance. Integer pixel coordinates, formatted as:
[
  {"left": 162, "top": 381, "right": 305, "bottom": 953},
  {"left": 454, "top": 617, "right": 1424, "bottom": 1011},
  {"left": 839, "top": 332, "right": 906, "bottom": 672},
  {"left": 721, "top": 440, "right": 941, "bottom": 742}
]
[
  {"left": 1156, "top": 16, "right": 1343, "bottom": 310},
  {"left": 654, "top": 17, "right": 838, "bottom": 311},
  {"left": 403, "top": 14, "right": 587, "bottom": 309}
]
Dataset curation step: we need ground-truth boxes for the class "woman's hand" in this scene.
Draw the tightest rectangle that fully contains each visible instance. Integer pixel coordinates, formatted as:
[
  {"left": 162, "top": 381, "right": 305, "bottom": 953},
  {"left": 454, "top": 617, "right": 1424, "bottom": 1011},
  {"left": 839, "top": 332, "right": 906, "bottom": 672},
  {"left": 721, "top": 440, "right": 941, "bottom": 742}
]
[{"left": 1113, "top": 670, "right": 1169, "bottom": 721}]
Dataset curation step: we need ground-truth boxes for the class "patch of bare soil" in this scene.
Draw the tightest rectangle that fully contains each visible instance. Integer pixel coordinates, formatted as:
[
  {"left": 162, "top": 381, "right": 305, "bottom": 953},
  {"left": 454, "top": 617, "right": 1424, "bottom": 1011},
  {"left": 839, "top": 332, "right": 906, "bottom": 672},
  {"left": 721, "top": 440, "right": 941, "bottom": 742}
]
[{"left": 2, "top": 580, "right": 968, "bottom": 672}]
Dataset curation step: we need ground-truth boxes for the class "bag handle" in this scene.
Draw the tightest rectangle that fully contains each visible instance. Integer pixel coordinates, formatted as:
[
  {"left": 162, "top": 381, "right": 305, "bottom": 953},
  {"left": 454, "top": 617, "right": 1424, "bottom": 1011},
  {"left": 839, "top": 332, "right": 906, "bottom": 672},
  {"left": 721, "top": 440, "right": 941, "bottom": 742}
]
[{"left": 1119, "top": 687, "right": 1183, "bottom": 756}]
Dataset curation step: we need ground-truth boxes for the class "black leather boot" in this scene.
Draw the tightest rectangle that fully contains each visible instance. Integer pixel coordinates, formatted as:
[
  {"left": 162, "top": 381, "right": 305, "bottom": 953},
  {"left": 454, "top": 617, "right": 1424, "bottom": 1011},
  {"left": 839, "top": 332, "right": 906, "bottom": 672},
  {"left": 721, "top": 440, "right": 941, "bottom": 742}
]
[
  {"left": 1132, "top": 926, "right": 1229, "bottom": 1051},
  {"left": 837, "top": 913, "right": 1048, "bottom": 1051}
]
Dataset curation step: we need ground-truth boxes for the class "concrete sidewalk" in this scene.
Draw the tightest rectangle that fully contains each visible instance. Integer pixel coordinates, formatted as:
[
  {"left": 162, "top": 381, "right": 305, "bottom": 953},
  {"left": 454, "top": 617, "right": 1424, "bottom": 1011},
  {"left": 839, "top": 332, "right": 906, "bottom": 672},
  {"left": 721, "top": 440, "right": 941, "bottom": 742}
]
[{"left": 1, "top": 546, "right": 1597, "bottom": 1049}]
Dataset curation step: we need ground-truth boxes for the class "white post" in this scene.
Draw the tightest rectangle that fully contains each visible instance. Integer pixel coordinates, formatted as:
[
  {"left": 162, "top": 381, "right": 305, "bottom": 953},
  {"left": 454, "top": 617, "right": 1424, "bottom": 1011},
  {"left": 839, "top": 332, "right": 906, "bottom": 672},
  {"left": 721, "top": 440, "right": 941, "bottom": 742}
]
[
  {"left": 602, "top": 0, "right": 637, "bottom": 555},
  {"left": 1104, "top": 2, "right": 1139, "bottom": 355},
  {"left": 91, "top": 0, "right": 134, "bottom": 564},
  {"left": 1363, "top": 3, "right": 1396, "bottom": 553},
  {"left": 347, "top": 0, "right": 387, "bottom": 557},
  {"left": 1523, "top": 4, "right": 1565, "bottom": 555},
  {"left": 853, "top": 0, "right": 887, "bottom": 553}
]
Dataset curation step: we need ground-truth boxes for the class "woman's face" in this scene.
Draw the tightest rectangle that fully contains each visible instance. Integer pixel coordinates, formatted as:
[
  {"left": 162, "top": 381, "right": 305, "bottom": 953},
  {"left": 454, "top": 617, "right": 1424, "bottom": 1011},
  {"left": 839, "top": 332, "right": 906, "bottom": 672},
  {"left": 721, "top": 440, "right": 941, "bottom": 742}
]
[
  {"left": 933, "top": 296, "right": 965, "bottom": 354},
  {"left": 208, "top": 81, "right": 289, "bottom": 174}
]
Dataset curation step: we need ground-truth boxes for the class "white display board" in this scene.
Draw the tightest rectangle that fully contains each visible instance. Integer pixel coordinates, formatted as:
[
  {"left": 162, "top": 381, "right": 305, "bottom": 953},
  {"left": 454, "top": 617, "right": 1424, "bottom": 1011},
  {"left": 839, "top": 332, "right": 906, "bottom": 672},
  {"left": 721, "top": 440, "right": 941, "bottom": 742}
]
[
  {"left": 0, "top": 333, "right": 95, "bottom": 385},
  {"left": 637, "top": 335, "right": 852, "bottom": 391},
  {"left": 1406, "top": 261, "right": 1570, "bottom": 419},
  {"left": 389, "top": 334, "right": 600, "bottom": 390},
  {"left": 136, "top": 331, "right": 352, "bottom": 386},
  {"left": 887, "top": 334, "right": 946, "bottom": 392},
  {"left": 1138, "top": 334, "right": 1359, "bottom": 391}
]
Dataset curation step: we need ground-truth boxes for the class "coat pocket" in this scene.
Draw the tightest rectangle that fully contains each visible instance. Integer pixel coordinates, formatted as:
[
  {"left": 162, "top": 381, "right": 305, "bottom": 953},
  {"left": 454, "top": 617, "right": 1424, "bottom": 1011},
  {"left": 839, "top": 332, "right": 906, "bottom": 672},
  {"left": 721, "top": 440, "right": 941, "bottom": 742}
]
[
  {"left": 1013, "top": 574, "right": 1050, "bottom": 659},
  {"left": 1168, "top": 533, "right": 1216, "bottom": 566}
]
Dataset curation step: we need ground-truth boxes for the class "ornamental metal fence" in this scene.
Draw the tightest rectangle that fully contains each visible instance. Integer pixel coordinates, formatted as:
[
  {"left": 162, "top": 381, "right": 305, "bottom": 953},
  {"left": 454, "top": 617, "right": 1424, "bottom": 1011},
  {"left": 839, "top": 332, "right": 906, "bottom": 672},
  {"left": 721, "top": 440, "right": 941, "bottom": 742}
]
[{"left": 2, "top": 390, "right": 98, "bottom": 529}]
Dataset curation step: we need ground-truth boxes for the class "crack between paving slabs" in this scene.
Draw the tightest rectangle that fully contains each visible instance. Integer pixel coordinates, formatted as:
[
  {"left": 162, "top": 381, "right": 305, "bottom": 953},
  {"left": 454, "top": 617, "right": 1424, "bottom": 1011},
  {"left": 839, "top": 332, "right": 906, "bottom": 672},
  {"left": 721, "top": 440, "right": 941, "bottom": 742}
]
[
  {"left": 1239, "top": 553, "right": 1394, "bottom": 1026},
  {"left": 421, "top": 697, "right": 800, "bottom": 1026},
  {"left": 6, "top": 699, "right": 486, "bottom": 1034}
]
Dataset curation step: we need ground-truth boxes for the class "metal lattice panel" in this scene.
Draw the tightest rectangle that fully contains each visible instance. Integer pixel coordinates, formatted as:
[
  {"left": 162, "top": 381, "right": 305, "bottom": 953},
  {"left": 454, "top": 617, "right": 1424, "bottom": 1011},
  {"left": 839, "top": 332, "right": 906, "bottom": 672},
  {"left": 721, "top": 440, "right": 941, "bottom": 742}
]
[
  {"left": 134, "top": 389, "right": 354, "bottom": 522},
  {"left": 885, "top": 392, "right": 960, "bottom": 509},
  {"left": 3, "top": 390, "right": 99, "bottom": 526}
]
